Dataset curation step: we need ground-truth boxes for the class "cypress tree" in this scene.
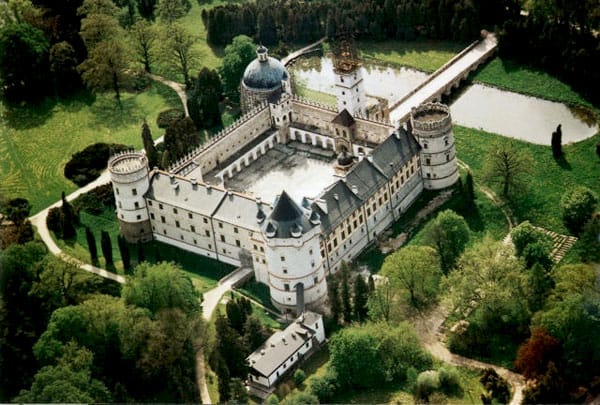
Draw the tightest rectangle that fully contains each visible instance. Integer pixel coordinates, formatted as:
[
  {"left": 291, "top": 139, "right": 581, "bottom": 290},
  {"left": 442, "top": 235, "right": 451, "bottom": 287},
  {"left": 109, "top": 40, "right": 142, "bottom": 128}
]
[
  {"left": 327, "top": 274, "right": 341, "bottom": 324},
  {"left": 340, "top": 265, "right": 352, "bottom": 323},
  {"left": 60, "top": 191, "right": 77, "bottom": 239},
  {"left": 551, "top": 124, "right": 562, "bottom": 158},
  {"left": 137, "top": 240, "right": 145, "bottom": 264},
  {"left": 353, "top": 274, "right": 369, "bottom": 322},
  {"left": 368, "top": 274, "right": 375, "bottom": 292},
  {"left": 141, "top": 120, "right": 158, "bottom": 168},
  {"left": 85, "top": 227, "right": 98, "bottom": 263},
  {"left": 117, "top": 235, "right": 131, "bottom": 273},
  {"left": 100, "top": 230, "right": 114, "bottom": 267}
]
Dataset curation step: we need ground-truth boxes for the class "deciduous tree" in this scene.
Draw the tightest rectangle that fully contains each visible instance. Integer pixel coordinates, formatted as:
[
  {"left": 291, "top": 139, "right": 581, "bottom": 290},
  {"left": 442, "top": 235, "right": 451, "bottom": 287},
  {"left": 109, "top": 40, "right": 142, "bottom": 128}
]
[
  {"left": 422, "top": 209, "right": 469, "bottom": 274},
  {"left": 560, "top": 186, "right": 597, "bottom": 235},
  {"left": 187, "top": 67, "right": 223, "bottom": 129},
  {"left": 154, "top": 0, "right": 190, "bottom": 24},
  {"left": 218, "top": 34, "right": 257, "bottom": 100},
  {"left": 482, "top": 140, "right": 533, "bottom": 198},
  {"left": 158, "top": 22, "right": 197, "bottom": 85},
  {"left": 129, "top": 18, "right": 156, "bottom": 72}
]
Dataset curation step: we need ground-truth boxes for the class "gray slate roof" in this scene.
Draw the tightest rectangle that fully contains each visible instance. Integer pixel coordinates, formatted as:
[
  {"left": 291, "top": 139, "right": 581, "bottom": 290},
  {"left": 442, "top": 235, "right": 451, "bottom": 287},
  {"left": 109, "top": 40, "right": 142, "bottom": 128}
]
[
  {"left": 311, "top": 180, "right": 363, "bottom": 234},
  {"left": 212, "top": 191, "right": 272, "bottom": 231},
  {"left": 243, "top": 56, "right": 289, "bottom": 90},
  {"left": 344, "top": 158, "right": 387, "bottom": 200},
  {"left": 146, "top": 172, "right": 226, "bottom": 217},
  {"left": 371, "top": 128, "right": 421, "bottom": 176},
  {"left": 263, "top": 191, "right": 315, "bottom": 238}
]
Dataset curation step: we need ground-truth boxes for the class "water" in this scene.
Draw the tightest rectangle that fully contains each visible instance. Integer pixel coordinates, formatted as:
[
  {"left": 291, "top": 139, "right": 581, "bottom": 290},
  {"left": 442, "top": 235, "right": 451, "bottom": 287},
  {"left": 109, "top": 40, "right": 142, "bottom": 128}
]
[{"left": 290, "top": 56, "right": 598, "bottom": 145}]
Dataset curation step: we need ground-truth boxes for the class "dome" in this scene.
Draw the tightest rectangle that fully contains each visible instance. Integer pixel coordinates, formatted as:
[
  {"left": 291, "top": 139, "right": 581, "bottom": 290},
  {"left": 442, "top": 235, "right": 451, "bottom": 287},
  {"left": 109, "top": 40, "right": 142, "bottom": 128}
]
[{"left": 242, "top": 46, "right": 289, "bottom": 90}]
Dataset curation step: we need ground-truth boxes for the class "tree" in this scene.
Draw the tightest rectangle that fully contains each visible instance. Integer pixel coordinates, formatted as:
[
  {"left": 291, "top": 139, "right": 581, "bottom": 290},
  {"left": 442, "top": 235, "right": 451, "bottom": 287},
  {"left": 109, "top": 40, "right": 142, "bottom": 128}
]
[
  {"left": 117, "top": 235, "right": 131, "bottom": 273},
  {"left": 0, "top": 0, "right": 37, "bottom": 25},
  {"left": 560, "top": 186, "right": 597, "bottom": 235},
  {"left": 578, "top": 215, "right": 600, "bottom": 263},
  {"left": 340, "top": 264, "right": 352, "bottom": 322},
  {"left": 381, "top": 245, "right": 442, "bottom": 310},
  {"left": 226, "top": 296, "right": 251, "bottom": 334},
  {"left": 228, "top": 378, "right": 248, "bottom": 403},
  {"left": 515, "top": 327, "right": 561, "bottom": 380},
  {"left": 353, "top": 274, "right": 369, "bottom": 322},
  {"left": 551, "top": 124, "right": 562, "bottom": 158},
  {"left": 510, "top": 221, "right": 553, "bottom": 257},
  {"left": 367, "top": 277, "right": 392, "bottom": 322},
  {"left": 329, "top": 327, "right": 382, "bottom": 389},
  {"left": 327, "top": 273, "right": 341, "bottom": 323},
  {"left": 49, "top": 41, "right": 82, "bottom": 97},
  {"left": 154, "top": 0, "right": 190, "bottom": 24},
  {"left": 100, "top": 230, "right": 113, "bottom": 267},
  {"left": 0, "top": 22, "right": 50, "bottom": 101},
  {"left": 187, "top": 68, "right": 223, "bottom": 129},
  {"left": 78, "top": 0, "right": 129, "bottom": 103},
  {"left": 1, "top": 197, "right": 31, "bottom": 227},
  {"left": 136, "top": 241, "right": 145, "bottom": 264},
  {"left": 479, "top": 368, "right": 510, "bottom": 404},
  {"left": 141, "top": 120, "right": 158, "bottom": 168},
  {"left": 60, "top": 192, "right": 77, "bottom": 239},
  {"left": 213, "top": 314, "right": 247, "bottom": 379},
  {"left": 163, "top": 117, "right": 199, "bottom": 162},
  {"left": 280, "top": 391, "right": 319, "bottom": 405},
  {"left": 482, "top": 140, "right": 533, "bottom": 198},
  {"left": 15, "top": 342, "right": 112, "bottom": 403},
  {"left": 218, "top": 34, "right": 257, "bottom": 100},
  {"left": 527, "top": 263, "right": 554, "bottom": 312},
  {"left": 257, "top": 7, "right": 278, "bottom": 46},
  {"left": 422, "top": 209, "right": 470, "bottom": 274},
  {"left": 158, "top": 22, "right": 197, "bottom": 85},
  {"left": 122, "top": 261, "right": 201, "bottom": 316},
  {"left": 129, "top": 19, "right": 156, "bottom": 72},
  {"left": 242, "top": 315, "right": 271, "bottom": 352}
]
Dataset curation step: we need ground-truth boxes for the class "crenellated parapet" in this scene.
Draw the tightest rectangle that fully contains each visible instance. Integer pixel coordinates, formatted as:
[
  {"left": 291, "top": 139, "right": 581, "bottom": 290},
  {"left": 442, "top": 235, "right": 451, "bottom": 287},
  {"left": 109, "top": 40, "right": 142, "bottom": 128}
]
[
  {"left": 290, "top": 94, "right": 337, "bottom": 113},
  {"left": 410, "top": 103, "right": 452, "bottom": 135}
]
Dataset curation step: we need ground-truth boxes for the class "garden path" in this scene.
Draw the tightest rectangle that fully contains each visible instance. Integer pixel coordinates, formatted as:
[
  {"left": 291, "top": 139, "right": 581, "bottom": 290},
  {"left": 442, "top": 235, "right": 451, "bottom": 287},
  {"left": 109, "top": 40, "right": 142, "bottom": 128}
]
[
  {"left": 412, "top": 305, "right": 525, "bottom": 405},
  {"left": 148, "top": 73, "right": 189, "bottom": 116}
]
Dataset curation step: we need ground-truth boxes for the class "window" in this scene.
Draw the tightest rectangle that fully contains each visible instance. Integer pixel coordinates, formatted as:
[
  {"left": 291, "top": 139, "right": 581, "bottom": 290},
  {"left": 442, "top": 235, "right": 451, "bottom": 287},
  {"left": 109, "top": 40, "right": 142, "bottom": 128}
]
[
  {"left": 223, "top": 248, "right": 227, "bottom": 254},
  {"left": 148, "top": 200, "right": 152, "bottom": 206},
  {"left": 353, "top": 220, "right": 358, "bottom": 228},
  {"left": 446, "top": 154, "right": 450, "bottom": 162},
  {"left": 132, "top": 188, "right": 137, "bottom": 196},
  {"left": 333, "top": 238, "right": 338, "bottom": 248},
  {"left": 235, "top": 239, "right": 241, "bottom": 247},
  {"left": 175, "top": 221, "right": 180, "bottom": 228},
  {"left": 161, "top": 216, "right": 165, "bottom": 223},
  {"left": 260, "top": 247, "right": 264, "bottom": 252},
  {"left": 366, "top": 207, "right": 371, "bottom": 216},
  {"left": 424, "top": 143, "right": 428, "bottom": 149},
  {"left": 150, "top": 213, "right": 155, "bottom": 220},
  {"left": 359, "top": 214, "right": 364, "bottom": 223},
  {"left": 234, "top": 227, "right": 238, "bottom": 234},
  {"left": 118, "top": 201, "right": 122, "bottom": 208},
  {"left": 426, "top": 158, "right": 431, "bottom": 165},
  {"left": 283, "top": 268, "right": 288, "bottom": 274},
  {"left": 180, "top": 235, "right": 184, "bottom": 240},
  {"left": 341, "top": 230, "right": 346, "bottom": 240},
  {"left": 116, "top": 188, "right": 120, "bottom": 195},
  {"left": 159, "top": 203, "right": 163, "bottom": 210},
  {"left": 281, "top": 256, "right": 285, "bottom": 262},
  {"left": 208, "top": 243, "right": 212, "bottom": 249},
  {"left": 445, "top": 138, "right": 449, "bottom": 146},
  {"left": 253, "top": 244, "right": 258, "bottom": 251},
  {"left": 427, "top": 173, "right": 431, "bottom": 178},
  {"left": 191, "top": 225, "right": 196, "bottom": 232},
  {"left": 136, "top": 214, "right": 141, "bottom": 220},
  {"left": 203, "top": 218, "right": 208, "bottom": 224},
  {"left": 284, "top": 284, "right": 290, "bottom": 291},
  {"left": 314, "top": 276, "right": 318, "bottom": 285},
  {"left": 188, "top": 213, "right": 193, "bottom": 219},
  {"left": 309, "top": 249, "right": 313, "bottom": 255},
  {"left": 218, "top": 222, "right": 223, "bottom": 229},
  {"left": 193, "top": 239, "right": 197, "bottom": 244},
  {"left": 220, "top": 235, "right": 225, "bottom": 242},
  {"left": 205, "top": 230, "right": 210, "bottom": 237},
  {"left": 163, "top": 229, "right": 167, "bottom": 235},
  {"left": 173, "top": 208, "right": 178, "bottom": 214}
]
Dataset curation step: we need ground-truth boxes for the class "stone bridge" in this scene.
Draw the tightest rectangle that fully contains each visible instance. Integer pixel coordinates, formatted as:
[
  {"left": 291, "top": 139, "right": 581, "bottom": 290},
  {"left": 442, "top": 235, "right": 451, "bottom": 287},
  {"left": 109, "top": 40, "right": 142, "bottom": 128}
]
[{"left": 389, "top": 33, "right": 498, "bottom": 125}]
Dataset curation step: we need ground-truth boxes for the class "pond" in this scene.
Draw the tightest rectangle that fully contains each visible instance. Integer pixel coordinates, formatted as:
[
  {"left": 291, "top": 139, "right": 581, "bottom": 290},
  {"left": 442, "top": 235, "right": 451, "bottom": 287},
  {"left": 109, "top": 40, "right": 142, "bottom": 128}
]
[{"left": 289, "top": 56, "right": 598, "bottom": 145}]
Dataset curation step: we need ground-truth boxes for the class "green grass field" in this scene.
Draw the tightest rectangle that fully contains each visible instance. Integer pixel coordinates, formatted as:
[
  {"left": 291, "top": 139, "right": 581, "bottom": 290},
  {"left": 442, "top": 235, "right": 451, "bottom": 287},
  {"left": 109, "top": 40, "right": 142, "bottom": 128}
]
[
  {"left": 0, "top": 84, "right": 179, "bottom": 213},
  {"left": 454, "top": 126, "right": 600, "bottom": 234},
  {"left": 358, "top": 39, "right": 466, "bottom": 73}
]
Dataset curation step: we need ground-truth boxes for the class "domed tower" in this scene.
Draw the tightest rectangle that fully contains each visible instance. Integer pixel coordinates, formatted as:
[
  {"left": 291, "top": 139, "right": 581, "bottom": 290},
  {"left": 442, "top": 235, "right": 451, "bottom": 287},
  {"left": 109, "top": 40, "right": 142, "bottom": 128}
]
[
  {"left": 262, "top": 191, "right": 327, "bottom": 313},
  {"left": 108, "top": 151, "right": 152, "bottom": 243},
  {"left": 411, "top": 103, "right": 459, "bottom": 190},
  {"left": 332, "top": 37, "right": 366, "bottom": 116},
  {"left": 241, "top": 46, "right": 291, "bottom": 113}
]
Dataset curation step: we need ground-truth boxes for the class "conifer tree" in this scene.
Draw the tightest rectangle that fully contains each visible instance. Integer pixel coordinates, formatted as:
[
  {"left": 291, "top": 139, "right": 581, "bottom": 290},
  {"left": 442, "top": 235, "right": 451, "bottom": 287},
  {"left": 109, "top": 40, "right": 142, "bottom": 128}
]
[
  {"left": 353, "top": 274, "right": 369, "bottom": 322},
  {"left": 137, "top": 240, "right": 145, "bottom": 264},
  {"left": 100, "top": 230, "right": 114, "bottom": 267},
  {"left": 85, "top": 227, "right": 98, "bottom": 263},
  {"left": 141, "top": 120, "right": 158, "bottom": 168},
  {"left": 327, "top": 274, "right": 341, "bottom": 324},
  {"left": 340, "top": 265, "right": 352, "bottom": 323},
  {"left": 61, "top": 191, "right": 77, "bottom": 239},
  {"left": 551, "top": 124, "right": 562, "bottom": 158},
  {"left": 117, "top": 235, "right": 131, "bottom": 273}
]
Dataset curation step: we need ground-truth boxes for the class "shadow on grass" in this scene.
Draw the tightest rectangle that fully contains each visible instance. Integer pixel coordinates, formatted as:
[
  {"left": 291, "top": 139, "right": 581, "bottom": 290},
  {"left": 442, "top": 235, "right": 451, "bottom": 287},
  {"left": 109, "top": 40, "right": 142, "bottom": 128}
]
[
  {"left": 554, "top": 154, "right": 572, "bottom": 170},
  {"left": 1, "top": 91, "right": 96, "bottom": 130}
]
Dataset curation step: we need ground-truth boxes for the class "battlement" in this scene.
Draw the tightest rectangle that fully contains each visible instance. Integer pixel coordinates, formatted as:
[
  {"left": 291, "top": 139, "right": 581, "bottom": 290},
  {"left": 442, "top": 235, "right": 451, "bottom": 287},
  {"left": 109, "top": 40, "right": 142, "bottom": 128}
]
[
  {"left": 411, "top": 103, "right": 452, "bottom": 133},
  {"left": 108, "top": 151, "right": 147, "bottom": 174},
  {"left": 290, "top": 94, "right": 337, "bottom": 113},
  {"left": 353, "top": 111, "right": 393, "bottom": 127},
  {"left": 168, "top": 102, "right": 270, "bottom": 174}
]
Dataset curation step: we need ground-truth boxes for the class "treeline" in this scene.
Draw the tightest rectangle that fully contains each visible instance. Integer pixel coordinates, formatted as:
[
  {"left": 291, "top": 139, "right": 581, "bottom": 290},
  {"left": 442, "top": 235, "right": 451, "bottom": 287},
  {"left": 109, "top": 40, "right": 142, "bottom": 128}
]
[
  {"left": 499, "top": 0, "right": 599, "bottom": 104},
  {"left": 203, "top": 0, "right": 519, "bottom": 46}
]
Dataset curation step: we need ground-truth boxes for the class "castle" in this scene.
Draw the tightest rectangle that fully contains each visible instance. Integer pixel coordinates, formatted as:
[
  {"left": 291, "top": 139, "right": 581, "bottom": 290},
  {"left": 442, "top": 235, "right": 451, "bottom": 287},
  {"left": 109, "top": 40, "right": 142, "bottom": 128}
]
[{"left": 108, "top": 45, "right": 459, "bottom": 313}]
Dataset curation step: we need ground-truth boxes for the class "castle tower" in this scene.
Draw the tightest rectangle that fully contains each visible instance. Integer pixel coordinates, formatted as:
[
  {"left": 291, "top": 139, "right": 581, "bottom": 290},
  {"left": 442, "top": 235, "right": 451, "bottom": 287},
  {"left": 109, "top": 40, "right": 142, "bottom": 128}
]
[
  {"left": 332, "top": 37, "right": 366, "bottom": 116},
  {"left": 261, "top": 191, "right": 327, "bottom": 313},
  {"left": 108, "top": 151, "right": 152, "bottom": 243},
  {"left": 410, "top": 103, "right": 459, "bottom": 190}
]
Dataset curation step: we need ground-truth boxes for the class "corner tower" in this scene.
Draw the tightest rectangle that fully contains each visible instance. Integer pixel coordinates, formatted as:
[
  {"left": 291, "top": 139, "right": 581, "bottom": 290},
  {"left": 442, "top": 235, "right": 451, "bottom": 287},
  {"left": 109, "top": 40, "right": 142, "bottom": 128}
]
[
  {"left": 332, "top": 37, "right": 366, "bottom": 116},
  {"left": 108, "top": 151, "right": 152, "bottom": 243},
  {"left": 411, "top": 102, "right": 459, "bottom": 190},
  {"left": 261, "top": 191, "right": 327, "bottom": 313}
]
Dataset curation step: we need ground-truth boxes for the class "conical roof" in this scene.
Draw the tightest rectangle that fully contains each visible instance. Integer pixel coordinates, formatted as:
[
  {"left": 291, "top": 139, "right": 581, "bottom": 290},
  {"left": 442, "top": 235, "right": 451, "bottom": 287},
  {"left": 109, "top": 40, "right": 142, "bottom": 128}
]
[
  {"left": 263, "top": 191, "right": 317, "bottom": 238},
  {"left": 271, "top": 191, "right": 303, "bottom": 222}
]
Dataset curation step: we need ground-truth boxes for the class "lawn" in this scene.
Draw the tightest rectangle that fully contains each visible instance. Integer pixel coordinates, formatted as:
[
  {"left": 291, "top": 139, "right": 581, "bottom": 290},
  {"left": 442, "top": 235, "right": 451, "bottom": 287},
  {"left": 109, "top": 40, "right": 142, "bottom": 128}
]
[
  {"left": 358, "top": 39, "right": 466, "bottom": 73},
  {"left": 236, "top": 280, "right": 280, "bottom": 313},
  {"left": 454, "top": 126, "right": 600, "bottom": 234},
  {"left": 473, "top": 57, "right": 596, "bottom": 109},
  {"left": 56, "top": 207, "right": 235, "bottom": 293},
  {"left": 0, "top": 84, "right": 179, "bottom": 214}
]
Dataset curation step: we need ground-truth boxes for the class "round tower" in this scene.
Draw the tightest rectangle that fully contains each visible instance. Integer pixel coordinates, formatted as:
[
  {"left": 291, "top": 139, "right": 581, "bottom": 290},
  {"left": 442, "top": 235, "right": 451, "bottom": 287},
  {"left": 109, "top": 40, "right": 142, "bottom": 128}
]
[
  {"left": 411, "top": 103, "right": 459, "bottom": 190},
  {"left": 108, "top": 151, "right": 152, "bottom": 243},
  {"left": 262, "top": 191, "right": 328, "bottom": 314}
]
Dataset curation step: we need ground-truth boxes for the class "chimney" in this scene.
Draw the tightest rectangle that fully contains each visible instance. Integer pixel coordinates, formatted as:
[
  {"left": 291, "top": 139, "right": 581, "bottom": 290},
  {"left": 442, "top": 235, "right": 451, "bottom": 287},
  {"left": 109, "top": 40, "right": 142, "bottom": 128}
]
[
  {"left": 333, "top": 193, "right": 339, "bottom": 201},
  {"left": 351, "top": 185, "right": 358, "bottom": 195},
  {"left": 358, "top": 152, "right": 365, "bottom": 162},
  {"left": 190, "top": 178, "right": 197, "bottom": 189},
  {"left": 367, "top": 154, "right": 373, "bottom": 162}
]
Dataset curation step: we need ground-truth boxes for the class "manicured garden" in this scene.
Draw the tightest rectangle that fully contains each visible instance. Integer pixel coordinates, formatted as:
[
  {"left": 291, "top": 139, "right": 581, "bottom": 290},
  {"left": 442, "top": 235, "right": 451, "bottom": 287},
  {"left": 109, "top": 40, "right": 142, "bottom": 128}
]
[{"left": 0, "top": 84, "right": 179, "bottom": 214}]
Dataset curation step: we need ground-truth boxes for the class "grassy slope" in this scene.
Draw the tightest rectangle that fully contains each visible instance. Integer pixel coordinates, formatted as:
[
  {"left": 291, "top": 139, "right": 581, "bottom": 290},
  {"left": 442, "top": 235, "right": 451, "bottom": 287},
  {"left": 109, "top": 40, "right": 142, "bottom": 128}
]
[
  {"left": 0, "top": 84, "right": 179, "bottom": 213},
  {"left": 455, "top": 126, "right": 600, "bottom": 233}
]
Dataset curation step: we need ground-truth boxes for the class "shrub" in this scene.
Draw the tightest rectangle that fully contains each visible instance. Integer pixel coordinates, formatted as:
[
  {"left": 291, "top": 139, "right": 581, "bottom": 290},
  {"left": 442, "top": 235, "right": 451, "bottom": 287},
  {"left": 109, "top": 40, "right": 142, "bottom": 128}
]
[
  {"left": 309, "top": 368, "right": 338, "bottom": 403},
  {"left": 510, "top": 221, "right": 552, "bottom": 257},
  {"left": 46, "top": 207, "right": 63, "bottom": 234},
  {"left": 293, "top": 369, "right": 305, "bottom": 386},
  {"left": 415, "top": 370, "right": 440, "bottom": 401},
  {"left": 560, "top": 186, "right": 598, "bottom": 235},
  {"left": 72, "top": 184, "right": 116, "bottom": 215},
  {"left": 64, "top": 143, "right": 129, "bottom": 186},
  {"left": 265, "top": 393, "right": 280, "bottom": 404},
  {"left": 156, "top": 108, "right": 185, "bottom": 128},
  {"left": 480, "top": 368, "right": 510, "bottom": 404},
  {"left": 438, "top": 366, "right": 462, "bottom": 396},
  {"left": 280, "top": 391, "right": 319, "bottom": 405}
]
